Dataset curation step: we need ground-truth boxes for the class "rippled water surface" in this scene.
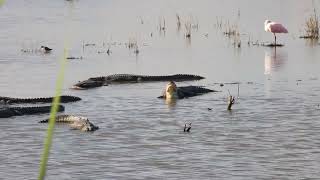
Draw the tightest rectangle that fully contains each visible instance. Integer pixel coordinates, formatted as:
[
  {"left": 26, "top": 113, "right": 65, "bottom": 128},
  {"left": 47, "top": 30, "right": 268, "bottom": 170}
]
[{"left": 1, "top": 0, "right": 320, "bottom": 179}]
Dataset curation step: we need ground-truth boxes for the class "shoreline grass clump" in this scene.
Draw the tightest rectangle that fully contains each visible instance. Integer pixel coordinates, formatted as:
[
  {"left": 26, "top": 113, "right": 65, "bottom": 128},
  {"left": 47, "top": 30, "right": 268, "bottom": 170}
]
[{"left": 300, "top": 8, "right": 319, "bottom": 39}]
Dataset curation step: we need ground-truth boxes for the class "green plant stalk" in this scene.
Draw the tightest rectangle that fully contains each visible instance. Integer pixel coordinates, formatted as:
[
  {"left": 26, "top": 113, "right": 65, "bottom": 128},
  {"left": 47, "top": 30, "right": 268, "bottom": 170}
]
[
  {"left": 0, "top": 0, "right": 6, "bottom": 7},
  {"left": 38, "top": 48, "right": 68, "bottom": 180}
]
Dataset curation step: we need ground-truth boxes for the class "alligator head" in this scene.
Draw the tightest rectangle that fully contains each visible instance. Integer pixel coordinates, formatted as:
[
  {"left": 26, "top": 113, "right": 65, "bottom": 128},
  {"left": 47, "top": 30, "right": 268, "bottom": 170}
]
[
  {"left": 69, "top": 116, "right": 99, "bottom": 132},
  {"left": 71, "top": 79, "right": 106, "bottom": 89},
  {"left": 40, "top": 115, "right": 99, "bottom": 132},
  {"left": 165, "top": 81, "right": 178, "bottom": 99}
]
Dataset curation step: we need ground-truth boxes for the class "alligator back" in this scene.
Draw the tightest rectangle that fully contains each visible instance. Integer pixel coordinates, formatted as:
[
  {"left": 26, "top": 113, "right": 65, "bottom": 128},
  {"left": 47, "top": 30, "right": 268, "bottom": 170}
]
[
  {"left": 39, "top": 115, "right": 86, "bottom": 123},
  {"left": 0, "top": 105, "right": 65, "bottom": 118},
  {"left": 105, "top": 74, "right": 204, "bottom": 83},
  {"left": 39, "top": 115, "right": 99, "bottom": 132},
  {"left": 158, "top": 85, "right": 217, "bottom": 99},
  {"left": 11, "top": 105, "right": 65, "bottom": 115},
  {"left": 0, "top": 95, "right": 81, "bottom": 104},
  {"left": 105, "top": 74, "right": 144, "bottom": 83},
  {"left": 72, "top": 74, "right": 205, "bottom": 89},
  {"left": 176, "top": 86, "right": 216, "bottom": 98},
  {"left": 140, "top": 74, "right": 205, "bottom": 82}
]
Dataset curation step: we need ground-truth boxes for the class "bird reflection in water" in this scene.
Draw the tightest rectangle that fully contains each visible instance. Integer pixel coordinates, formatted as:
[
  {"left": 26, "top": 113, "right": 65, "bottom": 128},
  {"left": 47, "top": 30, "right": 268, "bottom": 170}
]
[{"left": 264, "top": 48, "right": 288, "bottom": 75}]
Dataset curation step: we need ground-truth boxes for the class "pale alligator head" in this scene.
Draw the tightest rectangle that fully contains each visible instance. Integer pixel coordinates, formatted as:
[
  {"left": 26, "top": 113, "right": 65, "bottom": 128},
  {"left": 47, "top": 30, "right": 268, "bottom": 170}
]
[
  {"left": 165, "top": 81, "right": 178, "bottom": 99},
  {"left": 69, "top": 116, "right": 99, "bottom": 132},
  {"left": 40, "top": 115, "right": 99, "bottom": 132}
]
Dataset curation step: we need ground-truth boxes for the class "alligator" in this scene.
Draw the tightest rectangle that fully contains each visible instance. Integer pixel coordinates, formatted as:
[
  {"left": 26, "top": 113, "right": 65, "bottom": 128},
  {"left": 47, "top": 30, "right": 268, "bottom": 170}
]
[
  {"left": 39, "top": 115, "right": 99, "bottom": 132},
  {"left": 72, "top": 74, "right": 205, "bottom": 89},
  {"left": 0, "top": 105, "right": 65, "bottom": 118},
  {"left": 0, "top": 95, "right": 81, "bottom": 104},
  {"left": 157, "top": 81, "right": 217, "bottom": 99}
]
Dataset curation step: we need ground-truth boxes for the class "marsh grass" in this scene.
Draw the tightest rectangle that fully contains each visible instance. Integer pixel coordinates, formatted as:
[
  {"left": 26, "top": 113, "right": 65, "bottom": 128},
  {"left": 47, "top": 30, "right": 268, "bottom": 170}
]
[
  {"left": 300, "top": 8, "right": 319, "bottom": 39},
  {"left": 183, "top": 15, "right": 199, "bottom": 38},
  {"left": 176, "top": 14, "right": 181, "bottom": 31},
  {"left": 127, "top": 37, "right": 137, "bottom": 49},
  {"left": 221, "top": 20, "right": 242, "bottom": 48},
  {"left": 185, "top": 21, "right": 192, "bottom": 38},
  {"left": 223, "top": 21, "right": 240, "bottom": 37},
  {"left": 159, "top": 16, "right": 166, "bottom": 31}
]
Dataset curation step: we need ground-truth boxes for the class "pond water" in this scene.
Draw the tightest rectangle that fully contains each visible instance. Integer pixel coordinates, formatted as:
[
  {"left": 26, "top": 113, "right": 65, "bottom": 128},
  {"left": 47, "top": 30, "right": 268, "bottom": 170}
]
[{"left": 0, "top": 0, "right": 320, "bottom": 179}]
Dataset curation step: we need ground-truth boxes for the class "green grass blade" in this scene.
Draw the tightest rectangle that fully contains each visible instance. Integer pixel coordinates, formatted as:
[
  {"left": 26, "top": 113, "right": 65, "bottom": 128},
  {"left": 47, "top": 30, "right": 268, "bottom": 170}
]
[
  {"left": 0, "top": 0, "right": 6, "bottom": 7},
  {"left": 38, "top": 48, "right": 68, "bottom": 180}
]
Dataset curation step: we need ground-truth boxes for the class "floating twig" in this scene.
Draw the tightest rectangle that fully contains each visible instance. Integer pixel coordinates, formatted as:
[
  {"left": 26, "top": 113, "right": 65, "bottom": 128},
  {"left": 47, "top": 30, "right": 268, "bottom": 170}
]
[
  {"left": 227, "top": 95, "right": 235, "bottom": 110},
  {"left": 184, "top": 123, "right": 192, "bottom": 132}
]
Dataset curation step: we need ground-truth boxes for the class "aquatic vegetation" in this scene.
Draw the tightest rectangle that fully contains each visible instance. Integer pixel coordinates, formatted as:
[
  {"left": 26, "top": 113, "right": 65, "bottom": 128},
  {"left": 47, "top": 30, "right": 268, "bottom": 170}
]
[
  {"left": 214, "top": 17, "right": 223, "bottom": 29},
  {"left": 300, "top": 8, "right": 319, "bottom": 39},
  {"left": 176, "top": 14, "right": 181, "bottom": 31},
  {"left": 127, "top": 37, "right": 137, "bottom": 49},
  {"left": 159, "top": 16, "right": 166, "bottom": 32},
  {"left": 214, "top": 17, "right": 242, "bottom": 48},
  {"left": 185, "top": 21, "right": 192, "bottom": 38},
  {"left": 181, "top": 15, "right": 199, "bottom": 39},
  {"left": 223, "top": 20, "right": 242, "bottom": 48},
  {"left": 223, "top": 21, "right": 240, "bottom": 37}
]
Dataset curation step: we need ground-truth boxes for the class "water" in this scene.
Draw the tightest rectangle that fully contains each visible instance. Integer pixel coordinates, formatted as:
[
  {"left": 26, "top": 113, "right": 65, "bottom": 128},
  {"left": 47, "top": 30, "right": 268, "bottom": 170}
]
[{"left": 1, "top": 0, "right": 320, "bottom": 179}]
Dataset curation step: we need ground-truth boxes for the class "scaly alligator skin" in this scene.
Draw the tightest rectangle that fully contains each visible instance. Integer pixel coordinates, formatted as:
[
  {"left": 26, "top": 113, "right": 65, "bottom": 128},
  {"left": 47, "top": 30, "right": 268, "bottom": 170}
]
[
  {"left": 158, "top": 81, "right": 217, "bottom": 99},
  {"left": 39, "top": 115, "right": 99, "bottom": 132},
  {"left": 0, "top": 105, "right": 65, "bottom": 118},
  {"left": 0, "top": 95, "right": 81, "bottom": 104},
  {"left": 72, "top": 74, "right": 205, "bottom": 89}
]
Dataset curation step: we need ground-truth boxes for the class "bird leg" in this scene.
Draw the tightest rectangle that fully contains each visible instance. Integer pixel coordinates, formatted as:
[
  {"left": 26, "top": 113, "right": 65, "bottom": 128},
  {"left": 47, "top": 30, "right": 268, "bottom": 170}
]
[{"left": 274, "top": 33, "right": 277, "bottom": 46}]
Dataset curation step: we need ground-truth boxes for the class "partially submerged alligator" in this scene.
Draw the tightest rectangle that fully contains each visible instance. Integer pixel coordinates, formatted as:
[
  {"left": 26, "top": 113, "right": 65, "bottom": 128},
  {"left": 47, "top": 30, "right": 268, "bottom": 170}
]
[
  {"left": 158, "top": 81, "right": 217, "bottom": 99},
  {"left": 0, "top": 95, "right": 81, "bottom": 104},
  {"left": 0, "top": 105, "right": 65, "bottom": 118},
  {"left": 39, "top": 115, "right": 99, "bottom": 132},
  {"left": 72, "top": 74, "right": 205, "bottom": 89}
]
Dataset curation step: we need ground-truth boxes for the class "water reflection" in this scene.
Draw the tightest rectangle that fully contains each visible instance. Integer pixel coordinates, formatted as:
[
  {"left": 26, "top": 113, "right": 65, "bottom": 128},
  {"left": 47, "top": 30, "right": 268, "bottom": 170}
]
[
  {"left": 165, "top": 98, "right": 177, "bottom": 108},
  {"left": 304, "top": 38, "right": 319, "bottom": 47},
  {"left": 264, "top": 48, "right": 288, "bottom": 75}
]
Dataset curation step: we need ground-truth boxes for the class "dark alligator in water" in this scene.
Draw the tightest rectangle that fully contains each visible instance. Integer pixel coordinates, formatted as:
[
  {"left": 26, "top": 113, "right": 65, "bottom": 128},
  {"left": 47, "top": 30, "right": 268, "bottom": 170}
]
[
  {"left": 0, "top": 105, "right": 65, "bottom": 118},
  {"left": 39, "top": 115, "right": 99, "bottom": 132},
  {"left": 0, "top": 95, "right": 81, "bottom": 104},
  {"left": 157, "top": 81, "right": 217, "bottom": 99},
  {"left": 72, "top": 74, "right": 205, "bottom": 89}
]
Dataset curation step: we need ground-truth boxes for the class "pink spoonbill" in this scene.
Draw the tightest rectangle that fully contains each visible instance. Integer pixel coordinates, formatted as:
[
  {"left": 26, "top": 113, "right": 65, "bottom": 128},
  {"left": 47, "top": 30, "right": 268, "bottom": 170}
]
[{"left": 264, "top": 20, "right": 288, "bottom": 46}]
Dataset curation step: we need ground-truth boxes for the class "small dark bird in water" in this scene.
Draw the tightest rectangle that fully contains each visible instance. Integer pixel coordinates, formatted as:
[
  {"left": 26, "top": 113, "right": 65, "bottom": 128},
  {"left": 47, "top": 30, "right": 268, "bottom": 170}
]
[
  {"left": 207, "top": 108, "right": 212, "bottom": 111},
  {"left": 40, "top": 46, "right": 52, "bottom": 53},
  {"left": 184, "top": 123, "right": 192, "bottom": 132}
]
